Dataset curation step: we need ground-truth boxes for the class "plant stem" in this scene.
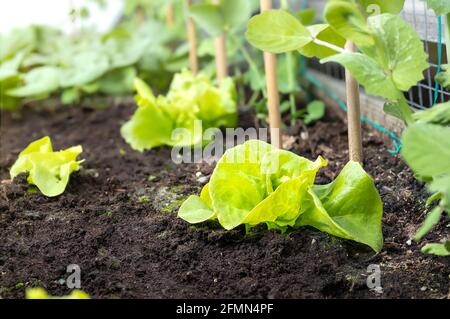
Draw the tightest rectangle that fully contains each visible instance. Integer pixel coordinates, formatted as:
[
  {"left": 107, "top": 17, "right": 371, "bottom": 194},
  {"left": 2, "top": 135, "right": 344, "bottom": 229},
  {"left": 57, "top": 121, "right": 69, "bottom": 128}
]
[
  {"left": 281, "top": 0, "right": 297, "bottom": 126},
  {"left": 232, "top": 34, "right": 267, "bottom": 98},
  {"left": 397, "top": 94, "right": 414, "bottom": 126},
  {"left": 285, "top": 51, "right": 297, "bottom": 125},
  {"left": 313, "top": 38, "right": 346, "bottom": 54}
]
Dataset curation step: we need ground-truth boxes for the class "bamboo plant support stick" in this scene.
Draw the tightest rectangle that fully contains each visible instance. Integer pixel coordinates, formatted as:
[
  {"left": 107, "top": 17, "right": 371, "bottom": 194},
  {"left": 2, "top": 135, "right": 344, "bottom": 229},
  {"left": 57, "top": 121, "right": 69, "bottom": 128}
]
[
  {"left": 260, "top": 0, "right": 282, "bottom": 149},
  {"left": 185, "top": 0, "right": 198, "bottom": 74},
  {"left": 166, "top": 4, "right": 175, "bottom": 28},
  {"left": 344, "top": 41, "right": 363, "bottom": 163},
  {"left": 212, "top": 0, "right": 228, "bottom": 84}
]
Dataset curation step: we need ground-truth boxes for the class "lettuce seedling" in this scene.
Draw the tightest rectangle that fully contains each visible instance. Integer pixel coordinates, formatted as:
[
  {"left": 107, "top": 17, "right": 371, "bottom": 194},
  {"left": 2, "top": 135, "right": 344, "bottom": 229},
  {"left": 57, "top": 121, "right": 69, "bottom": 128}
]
[
  {"left": 121, "top": 70, "right": 237, "bottom": 151},
  {"left": 179, "top": 140, "right": 383, "bottom": 252},
  {"left": 26, "top": 287, "right": 90, "bottom": 299},
  {"left": 10, "top": 136, "right": 83, "bottom": 197}
]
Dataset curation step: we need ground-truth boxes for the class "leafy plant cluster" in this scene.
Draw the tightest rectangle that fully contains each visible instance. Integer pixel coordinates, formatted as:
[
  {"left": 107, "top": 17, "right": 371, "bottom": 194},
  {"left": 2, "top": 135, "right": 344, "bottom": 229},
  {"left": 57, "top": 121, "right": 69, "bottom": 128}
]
[
  {"left": 10, "top": 136, "right": 83, "bottom": 197},
  {"left": 401, "top": 123, "right": 450, "bottom": 256},
  {"left": 25, "top": 287, "right": 90, "bottom": 299},
  {"left": 179, "top": 140, "right": 383, "bottom": 252},
  {"left": 121, "top": 70, "right": 237, "bottom": 151},
  {"left": 246, "top": 0, "right": 429, "bottom": 125},
  {"left": 0, "top": 14, "right": 184, "bottom": 110},
  {"left": 398, "top": 1, "right": 450, "bottom": 257}
]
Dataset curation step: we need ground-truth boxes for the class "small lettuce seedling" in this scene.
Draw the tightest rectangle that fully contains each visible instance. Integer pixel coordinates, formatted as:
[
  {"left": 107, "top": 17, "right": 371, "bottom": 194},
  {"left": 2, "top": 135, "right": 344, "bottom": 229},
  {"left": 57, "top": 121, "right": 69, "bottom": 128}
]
[
  {"left": 10, "top": 136, "right": 83, "bottom": 197},
  {"left": 179, "top": 140, "right": 383, "bottom": 252},
  {"left": 26, "top": 287, "right": 90, "bottom": 299},
  {"left": 121, "top": 69, "right": 237, "bottom": 151}
]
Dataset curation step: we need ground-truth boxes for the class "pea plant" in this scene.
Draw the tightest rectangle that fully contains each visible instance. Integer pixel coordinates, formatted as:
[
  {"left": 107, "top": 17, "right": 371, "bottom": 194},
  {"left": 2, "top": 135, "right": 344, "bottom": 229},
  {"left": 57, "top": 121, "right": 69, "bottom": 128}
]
[
  {"left": 401, "top": 122, "right": 450, "bottom": 256},
  {"left": 246, "top": 0, "right": 428, "bottom": 126}
]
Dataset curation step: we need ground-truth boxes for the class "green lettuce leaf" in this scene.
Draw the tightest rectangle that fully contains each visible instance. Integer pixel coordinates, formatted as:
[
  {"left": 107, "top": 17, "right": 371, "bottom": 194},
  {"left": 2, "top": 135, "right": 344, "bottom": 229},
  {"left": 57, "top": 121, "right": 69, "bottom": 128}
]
[
  {"left": 296, "top": 161, "right": 384, "bottom": 252},
  {"left": 121, "top": 70, "right": 237, "bottom": 151},
  {"left": 7, "top": 66, "right": 60, "bottom": 98},
  {"left": 178, "top": 140, "right": 384, "bottom": 252},
  {"left": 26, "top": 288, "right": 90, "bottom": 299},
  {"left": 10, "top": 136, "right": 83, "bottom": 197}
]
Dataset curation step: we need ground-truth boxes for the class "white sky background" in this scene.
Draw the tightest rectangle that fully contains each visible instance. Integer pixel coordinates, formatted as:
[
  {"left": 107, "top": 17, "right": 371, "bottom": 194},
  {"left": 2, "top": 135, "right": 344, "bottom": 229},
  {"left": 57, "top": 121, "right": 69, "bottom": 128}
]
[{"left": 0, "top": 0, "right": 123, "bottom": 34}]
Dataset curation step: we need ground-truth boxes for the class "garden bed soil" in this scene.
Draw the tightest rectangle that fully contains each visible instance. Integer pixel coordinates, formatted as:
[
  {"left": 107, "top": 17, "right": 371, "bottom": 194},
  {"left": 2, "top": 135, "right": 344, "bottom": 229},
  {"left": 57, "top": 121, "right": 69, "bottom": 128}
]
[{"left": 0, "top": 103, "right": 449, "bottom": 299}]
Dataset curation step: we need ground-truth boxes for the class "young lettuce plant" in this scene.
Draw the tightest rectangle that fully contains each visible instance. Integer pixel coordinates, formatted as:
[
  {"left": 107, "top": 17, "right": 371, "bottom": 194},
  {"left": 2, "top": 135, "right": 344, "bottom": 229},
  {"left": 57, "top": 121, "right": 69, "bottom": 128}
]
[
  {"left": 10, "top": 136, "right": 83, "bottom": 197},
  {"left": 401, "top": 123, "right": 450, "bottom": 256},
  {"left": 179, "top": 140, "right": 383, "bottom": 252},
  {"left": 121, "top": 69, "right": 237, "bottom": 151},
  {"left": 246, "top": 0, "right": 428, "bottom": 125},
  {"left": 25, "top": 287, "right": 90, "bottom": 299}
]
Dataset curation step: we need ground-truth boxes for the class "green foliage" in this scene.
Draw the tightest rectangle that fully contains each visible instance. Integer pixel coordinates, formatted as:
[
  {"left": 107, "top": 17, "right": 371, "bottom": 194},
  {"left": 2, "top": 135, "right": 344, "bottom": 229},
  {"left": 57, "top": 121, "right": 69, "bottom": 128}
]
[
  {"left": 324, "top": 0, "right": 374, "bottom": 47},
  {"left": 304, "top": 101, "right": 326, "bottom": 125},
  {"left": 401, "top": 123, "right": 450, "bottom": 255},
  {"left": 426, "top": 0, "right": 450, "bottom": 16},
  {"left": 10, "top": 136, "right": 83, "bottom": 197},
  {"left": 246, "top": 1, "right": 427, "bottom": 125},
  {"left": 179, "top": 140, "right": 383, "bottom": 252},
  {"left": 358, "top": 0, "right": 406, "bottom": 14},
  {"left": 300, "top": 24, "right": 346, "bottom": 59},
  {"left": 26, "top": 287, "right": 90, "bottom": 299},
  {"left": 121, "top": 70, "right": 237, "bottom": 151},
  {"left": 323, "top": 14, "right": 428, "bottom": 99},
  {"left": 189, "top": 0, "right": 255, "bottom": 36},
  {"left": 436, "top": 65, "right": 450, "bottom": 89},
  {"left": 246, "top": 10, "right": 313, "bottom": 54},
  {"left": 412, "top": 101, "right": 450, "bottom": 125},
  {"left": 421, "top": 241, "right": 450, "bottom": 256},
  {"left": 0, "top": 20, "right": 182, "bottom": 110}
]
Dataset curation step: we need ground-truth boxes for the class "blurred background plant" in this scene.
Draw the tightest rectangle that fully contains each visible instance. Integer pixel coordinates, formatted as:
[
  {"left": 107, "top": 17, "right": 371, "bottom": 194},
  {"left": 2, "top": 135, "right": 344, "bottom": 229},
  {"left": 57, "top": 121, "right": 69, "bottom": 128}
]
[
  {"left": 0, "top": 0, "right": 188, "bottom": 110},
  {"left": 0, "top": 0, "right": 326, "bottom": 130}
]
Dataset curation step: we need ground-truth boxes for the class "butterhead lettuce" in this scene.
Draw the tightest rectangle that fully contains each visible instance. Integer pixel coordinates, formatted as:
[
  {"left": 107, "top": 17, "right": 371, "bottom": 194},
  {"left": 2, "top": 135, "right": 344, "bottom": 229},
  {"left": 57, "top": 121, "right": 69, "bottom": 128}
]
[
  {"left": 121, "top": 70, "right": 237, "bottom": 152},
  {"left": 178, "top": 140, "right": 383, "bottom": 252},
  {"left": 10, "top": 136, "right": 83, "bottom": 197},
  {"left": 26, "top": 287, "right": 90, "bottom": 299}
]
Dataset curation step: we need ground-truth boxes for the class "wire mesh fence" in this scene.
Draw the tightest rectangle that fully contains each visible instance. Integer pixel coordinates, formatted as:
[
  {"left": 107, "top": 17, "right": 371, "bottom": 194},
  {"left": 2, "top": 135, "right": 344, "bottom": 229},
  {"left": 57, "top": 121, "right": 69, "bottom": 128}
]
[{"left": 306, "top": 0, "right": 450, "bottom": 110}]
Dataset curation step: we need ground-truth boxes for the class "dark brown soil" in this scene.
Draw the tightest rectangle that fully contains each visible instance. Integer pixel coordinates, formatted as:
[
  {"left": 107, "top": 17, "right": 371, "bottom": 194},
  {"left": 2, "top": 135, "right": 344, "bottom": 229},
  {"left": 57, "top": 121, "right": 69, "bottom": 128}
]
[{"left": 0, "top": 103, "right": 449, "bottom": 299}]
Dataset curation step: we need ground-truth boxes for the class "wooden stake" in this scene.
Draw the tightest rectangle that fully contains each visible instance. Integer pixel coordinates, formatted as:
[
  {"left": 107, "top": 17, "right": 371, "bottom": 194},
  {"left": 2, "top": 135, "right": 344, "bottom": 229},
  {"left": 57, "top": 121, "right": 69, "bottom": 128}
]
[
  {"left": 212, "top": 0, "right": 228, "bottom": 84},
  {"left": 185, "top": 0, "right": 198, "bottom": 74},
  {"left": 261, "top": 0, "right": 282, "bottom": 149},
  {"left": 344, "top": 41, "right": 363, "bottom": 163},
  {"left": 166, "top": 4, "right": 174, "bottom": 28}
]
